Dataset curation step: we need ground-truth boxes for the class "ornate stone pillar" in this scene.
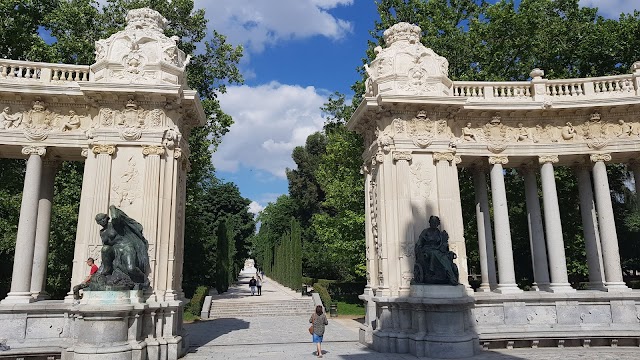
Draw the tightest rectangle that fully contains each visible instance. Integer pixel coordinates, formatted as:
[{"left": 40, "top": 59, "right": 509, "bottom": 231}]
[
  {"left": 89, "top": 144, "right": 116, "bottom": 246},
  {"left": 520, "top": 165, "right": 550, "bottom": 291},
  {"left": 488, "top": 156, "right": 521, "bottom": 293},
  {"left": 2, "top": 146, "right": 46, "bottom": 304},
  {"left": 394, "top": 151, "right": 414, "bottom": 295},
  {"left": 434, "top": 152, "right": 469, "bottom": 288},
  {"left": 30, "top": 160, "right": 59, "bottom": 300},
  {"left": 591, "top": 154, "right": 629, "bottom": 291},
  {"left": 141, "top": 145, "right": 164, "bottom": 298},
  {"left": 377, "top": 151, "right": 394, "bottom": 296},
  {"left": 472, "top": 166, "right": 497, "bottom": 292},
  {"left": 538, "top": 155, "right": 573, "bottom": 292},
  {"left": 574, "top": 164, "right": 606, "bottom": 290}
]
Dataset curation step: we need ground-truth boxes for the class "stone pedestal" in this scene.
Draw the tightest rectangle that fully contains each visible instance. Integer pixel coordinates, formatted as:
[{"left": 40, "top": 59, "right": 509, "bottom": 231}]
[
  {"left": 63, "top": 291, "right": 146, "bottom": 360},
  {"left": 371, "top": 285, "right": 479, "bottom": 359}
]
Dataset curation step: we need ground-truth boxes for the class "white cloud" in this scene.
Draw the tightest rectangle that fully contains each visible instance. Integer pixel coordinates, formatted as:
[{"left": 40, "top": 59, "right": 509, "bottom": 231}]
[
  {"left": 212, "top": 81, "right": 327, "bottom": 178},
  {"left": 248, "top": 201, "right": 264, "bottom": 215},
  {"left": 579, "top": 0, "right": 639, "bottom": 18},
  {"left": 195, "top": 0, "right": 354, "bottom": 52}
]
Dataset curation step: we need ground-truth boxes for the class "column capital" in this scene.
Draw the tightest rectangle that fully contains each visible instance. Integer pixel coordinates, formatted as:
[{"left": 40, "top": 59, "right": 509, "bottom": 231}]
[
  {"left": 371, "top": 150, "right": 384, "bottom": 166},
  {"left": 433, "top": 152, "right": 455, "bottom": 163},
  {"left": 488, "top": 155, "right": 508, "bottom": 165},
  {"left": 174, "top": 147, "right": 183, "bottom": 159},
  {"left": 539, "top": 155, "right": 559, "bottom": 164},
  {"left": 81, "top": 147, "right": 89, "bottom": 158},
  {"left": 392, "top": 151, "right": 412, "bottom": 163},
  {"left": 590, "top": 153, "right": 612, "bottom": 163},
  {"left": 92, "top": 144, "right": 116, "bottom": 156},
  {"left": 21, "top": 146, "right": 46, "bottom": 156},
  {"left": 142, "top": 145, "right": 165, "bottom": 157}
]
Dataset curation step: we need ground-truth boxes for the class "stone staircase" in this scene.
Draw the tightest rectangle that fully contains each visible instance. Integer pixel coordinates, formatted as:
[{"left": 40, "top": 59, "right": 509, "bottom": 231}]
[{"left": 208, "top": 298, "right": 314, "bottom": 318}]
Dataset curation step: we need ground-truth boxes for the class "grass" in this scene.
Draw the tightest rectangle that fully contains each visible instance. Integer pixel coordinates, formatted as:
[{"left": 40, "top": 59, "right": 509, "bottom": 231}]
[
  {"left": 334, "top": 300, "right": 365, "bottom": 316},
  {"left": 183, "top": 311, "right": 199, "bottom": 323}
]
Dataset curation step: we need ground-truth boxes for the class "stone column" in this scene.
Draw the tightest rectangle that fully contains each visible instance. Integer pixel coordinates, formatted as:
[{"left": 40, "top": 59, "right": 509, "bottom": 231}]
[
  {"left": 141, "top": 145, "right": 164, "bottom": 299},
  {"left": 574, "top": 164, "right": 606, "bottom": 290},
  {"left": 2, "top": 146, "right": 46, "bottom": 304},
  {"left": 434, "top": 152, "right": 469, "bottom": 288},
  {"left": 472, "top": 166, "right": 496, "bottom": 292},
  {"left": 89, "top": 144, "right": 116, "bottom": 246},
  {"left": 488, "top": 156, "right": 521, "bottom": 293},
  {"left": 520, "top": 165, "right": 550, "bottom": 291},
  {"left": 30, "top": 160, "right": 59, "bottom": 300},
  {"left": 538, "top": 155, "right": 574, "bottom": 292},
  {"left": 393, "top": 151, "right": 413, "bottom": 296},
  {"left": 591, "top": 154, "right": 629, "bottom": 291},
  {"left": 375, "top": 152, "right": 392, "bottom": 296}
]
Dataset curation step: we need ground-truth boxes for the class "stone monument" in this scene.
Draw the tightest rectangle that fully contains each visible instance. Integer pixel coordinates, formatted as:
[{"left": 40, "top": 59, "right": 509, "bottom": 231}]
[
  {"left": 0, "top": 7, "right": 205, "bottom": 360},
  {"left": 353, "top": 21, "right": 640, "bottom": 352}
]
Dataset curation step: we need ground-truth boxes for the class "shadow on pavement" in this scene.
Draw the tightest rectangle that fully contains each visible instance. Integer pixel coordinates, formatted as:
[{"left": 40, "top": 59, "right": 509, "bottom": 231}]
[
  {"left": 337, "top": 348, "right": 528, "bottom": 360},
  {"left": 184, "top": 318, "right": 250, "bottom": 352}
]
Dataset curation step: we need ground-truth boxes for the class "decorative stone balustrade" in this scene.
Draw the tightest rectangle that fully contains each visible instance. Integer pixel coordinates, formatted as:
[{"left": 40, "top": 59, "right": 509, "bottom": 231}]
[{"left": 0, "top": 59, "right": 90, "bottom": 84}]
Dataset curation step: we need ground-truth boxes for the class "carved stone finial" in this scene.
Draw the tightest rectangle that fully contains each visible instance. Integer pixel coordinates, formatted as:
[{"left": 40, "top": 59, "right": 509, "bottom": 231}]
[
  {"left": 488, "top": 155, "right": 509, "bottom": 165},
  {"left": 590, "top": 153, "right": 612, "bottom": 163},
  {"left": 383, "top": 22, "right": 421, "bottom": 46},
  {"left": 530, "top": 68, "right": 545, "bottom": 79},
  {"left": 142, "top": 145, "right": 165, "bottom": 156},
  {"left": 631, "top": 61, "right": 640, "bottom": 74},
  {"left": 539, "top": 155, "right": 559, "bottom": 164},
  {"left": 92, "top": 144, "right": 116, "bottom": 155},
  {"left": 21, "top": 146, "right": 46, "bottom": 156}
]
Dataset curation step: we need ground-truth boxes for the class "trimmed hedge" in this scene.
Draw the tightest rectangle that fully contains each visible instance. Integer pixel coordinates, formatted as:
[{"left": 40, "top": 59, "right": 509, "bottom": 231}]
[
  {"left": 186, "top": 285, "right": 208, "bottom": 316},
  {"left": 312, "top": 282, "right": 332, "bottom": 308}
]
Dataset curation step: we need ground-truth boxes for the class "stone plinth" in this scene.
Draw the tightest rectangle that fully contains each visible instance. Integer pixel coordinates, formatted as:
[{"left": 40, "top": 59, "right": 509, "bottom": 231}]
[
  {"left": 63, "top": 291, "right": 146, "bottom": 360},
  {"left": 371, "top": 285, "right": 479, "bottom": 359}
]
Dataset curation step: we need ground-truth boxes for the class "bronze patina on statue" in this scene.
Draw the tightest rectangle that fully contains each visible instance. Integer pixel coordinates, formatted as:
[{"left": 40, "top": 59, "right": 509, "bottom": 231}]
[
  {"left": 89, "top": 205, "right": 150, "bottom": 290},
  {"left": 413, "top": 215, "right": 459, "bottom": 285}
]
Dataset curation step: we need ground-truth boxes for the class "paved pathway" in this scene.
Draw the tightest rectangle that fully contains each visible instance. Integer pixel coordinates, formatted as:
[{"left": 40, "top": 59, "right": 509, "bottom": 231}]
[{"left": 183, "top": 277, "right": 640, "bottom": 359}]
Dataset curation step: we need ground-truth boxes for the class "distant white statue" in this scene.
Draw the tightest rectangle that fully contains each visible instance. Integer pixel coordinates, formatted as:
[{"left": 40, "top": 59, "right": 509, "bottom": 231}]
[{"left": 240, "top": 258, "right": 257, "bottom": 275}]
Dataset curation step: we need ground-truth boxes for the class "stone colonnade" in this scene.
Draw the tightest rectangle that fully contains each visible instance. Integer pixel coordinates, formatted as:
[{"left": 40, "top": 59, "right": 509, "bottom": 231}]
[{"left": 470, "top": 154, "right": 627, "bottom": 294}]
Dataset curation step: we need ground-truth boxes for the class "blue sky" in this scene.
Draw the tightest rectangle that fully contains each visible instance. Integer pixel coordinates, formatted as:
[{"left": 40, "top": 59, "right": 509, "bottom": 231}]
[{"left": 198, "top": 0, "right": 638, "bottom": 214}]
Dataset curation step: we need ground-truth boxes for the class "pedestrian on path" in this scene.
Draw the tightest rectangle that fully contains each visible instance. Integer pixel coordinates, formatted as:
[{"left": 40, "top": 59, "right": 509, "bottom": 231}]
[
  {"left": 310, "top": 305, "right": 328, "bottom": 358},
  {"left": 249, "top": 276, "right": 257, "bottom": 296},
  {"left": 256, "top": 275, "right": 263, "bottom": 295}
]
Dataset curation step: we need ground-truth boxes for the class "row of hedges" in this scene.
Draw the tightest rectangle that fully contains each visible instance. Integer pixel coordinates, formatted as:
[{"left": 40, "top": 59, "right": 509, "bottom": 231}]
[
  {"left": 312, "top": 282, "right": 331, "bottom": 308},
  {"left": 306, "top": 278, "right": 366, "bottom": 305},
  {"left": 185, "top": 285, "right": 208, "bottom": 317}
]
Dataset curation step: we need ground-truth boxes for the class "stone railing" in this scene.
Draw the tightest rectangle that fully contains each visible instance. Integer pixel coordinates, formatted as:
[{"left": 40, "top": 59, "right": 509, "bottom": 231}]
[
  {"left": 0, "top": 59, "right": 90, "bottom": 84},
  {"left": 452, "top": 68, "right": 640, "bottom": 101}
]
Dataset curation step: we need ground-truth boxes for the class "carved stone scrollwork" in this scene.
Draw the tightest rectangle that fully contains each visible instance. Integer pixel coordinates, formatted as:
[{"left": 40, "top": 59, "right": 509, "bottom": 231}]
[
  {"left": 433, "top": 152, "right": 456, "bottom": 163},
  {"left": 393, "top": 151, "right": 412, "bottom": 163},
  {"left": 488, "top": 155, "right": 509, "bottom": 165},
  {"left": 21, "top": 146, "right": 46, "bottom": 156},
  {"left": 81, "top": 147, "right": 89, "bottom": 158},
  {"left": 142, "top": 145, "right": 165, "bottom": 156},
  {"left": 538, "top": 155, "right": 559, "bottom": 164},
  {"left": 454, "top": 155, "right": 462, "bottom": 164},
  {"left": 590, "top": 153, "right": 612, "bottom": 163},
  {"left": 92, "top": 144, "right": 116, "bottom": 156},
  {"left": 371, "top": 150, "right": 384, "bottom": 166},
  {"left": 173, "top": 148, "right": 183, "bottom": 159}
]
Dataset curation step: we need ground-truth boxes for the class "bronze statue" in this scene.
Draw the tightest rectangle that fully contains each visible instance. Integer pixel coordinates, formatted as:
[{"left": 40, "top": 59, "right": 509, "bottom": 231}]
[
  {"left": 89, "top": 205, "right": 149, "bottom": 290},
  {"left": 413, "top": 215, "right": 459, "bottom": 285}
]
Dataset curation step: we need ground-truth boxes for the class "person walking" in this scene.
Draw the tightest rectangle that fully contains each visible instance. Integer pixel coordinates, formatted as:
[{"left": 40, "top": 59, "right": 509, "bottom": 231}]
[
  {"left": 249, "top": 276, "right": 257, "bottom": 296},
  {"left": 256, "top": 275, "right": 263, "bottom": 296},
  {"left": 309, "top": 305, "right": 328, "bottom": 358}
]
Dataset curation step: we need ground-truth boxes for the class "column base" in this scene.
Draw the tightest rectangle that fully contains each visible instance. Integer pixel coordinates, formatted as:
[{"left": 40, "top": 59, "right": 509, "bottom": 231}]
[
  {"left": 604, "top": 282, "right": 631, "bottom": 292},
  {"left": 586, "top": 282, "right": 608, "bottom": 291},
  {"left": 476, "top": 284, "right": 493, "bottom": 293},
  {"left": 530, "top": 283, "right": 550, "bottom": 292},
  {"left": 1, "top": 292, "right": 35, "bottom": 304},
  {"left": 31, "top": 291, "right": 50, "bottom": 301},
  {"left": 494, "top": 284, "right": 522, "bottom": 294},
  {"left": 548, "top": 283, "right": 576, "bottom": 293}
]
